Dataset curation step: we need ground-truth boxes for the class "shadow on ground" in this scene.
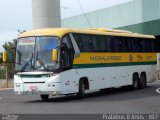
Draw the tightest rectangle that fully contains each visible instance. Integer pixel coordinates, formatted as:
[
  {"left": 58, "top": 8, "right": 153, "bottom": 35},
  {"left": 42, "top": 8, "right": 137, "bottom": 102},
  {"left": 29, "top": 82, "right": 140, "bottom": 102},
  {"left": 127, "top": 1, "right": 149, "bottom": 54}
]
[{"left": 25, "top": 84, "right": 160, "bottom": 103}]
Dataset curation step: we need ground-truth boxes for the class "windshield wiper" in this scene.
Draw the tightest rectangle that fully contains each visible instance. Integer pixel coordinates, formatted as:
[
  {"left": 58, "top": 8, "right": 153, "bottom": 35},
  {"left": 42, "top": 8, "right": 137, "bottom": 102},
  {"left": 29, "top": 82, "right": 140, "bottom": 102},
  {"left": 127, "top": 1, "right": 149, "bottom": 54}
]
[{"left": 20, "top": 53, "right": 34, "bottom": 71}]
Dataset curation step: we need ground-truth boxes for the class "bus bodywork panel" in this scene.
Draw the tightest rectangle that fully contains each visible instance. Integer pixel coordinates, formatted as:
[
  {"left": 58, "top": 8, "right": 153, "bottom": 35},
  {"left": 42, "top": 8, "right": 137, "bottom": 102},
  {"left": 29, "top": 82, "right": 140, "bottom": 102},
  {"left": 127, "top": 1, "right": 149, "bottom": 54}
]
[{"left": 14, "top": 64, "right": 157, "bottom": 96}]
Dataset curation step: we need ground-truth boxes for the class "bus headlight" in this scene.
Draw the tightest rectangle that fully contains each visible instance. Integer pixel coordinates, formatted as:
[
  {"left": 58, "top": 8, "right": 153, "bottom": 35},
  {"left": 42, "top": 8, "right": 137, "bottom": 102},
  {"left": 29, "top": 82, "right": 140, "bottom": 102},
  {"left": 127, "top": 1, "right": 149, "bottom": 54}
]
[
  {"left": 48, "top": 83, "right": 55, "bottom": 87},
  {"left": 15, "top": 84, "right": 21, "bottom": 88}
]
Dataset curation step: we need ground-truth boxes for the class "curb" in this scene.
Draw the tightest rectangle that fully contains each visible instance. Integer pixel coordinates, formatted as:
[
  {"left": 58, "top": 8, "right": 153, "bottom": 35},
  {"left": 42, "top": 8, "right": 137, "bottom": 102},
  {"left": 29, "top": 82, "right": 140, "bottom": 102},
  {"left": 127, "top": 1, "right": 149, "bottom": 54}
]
[{"left": 0, "top": 88, "right": 13, "bottom": 91}]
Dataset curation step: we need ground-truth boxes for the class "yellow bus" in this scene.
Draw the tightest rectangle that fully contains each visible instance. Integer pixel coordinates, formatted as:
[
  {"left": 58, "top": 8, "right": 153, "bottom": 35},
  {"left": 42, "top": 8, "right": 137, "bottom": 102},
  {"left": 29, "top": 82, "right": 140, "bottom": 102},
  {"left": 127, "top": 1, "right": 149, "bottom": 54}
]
[{"left": 3, "top": 28, "right": 159, "bottom": 100}]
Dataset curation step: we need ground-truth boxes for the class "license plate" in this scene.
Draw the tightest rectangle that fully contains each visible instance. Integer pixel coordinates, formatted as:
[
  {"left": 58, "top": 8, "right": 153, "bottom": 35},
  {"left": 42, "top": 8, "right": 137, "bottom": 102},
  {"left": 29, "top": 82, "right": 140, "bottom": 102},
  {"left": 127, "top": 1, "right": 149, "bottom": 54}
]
[{"left": 30, "top": 86, "right": 38, "bottom": 91}]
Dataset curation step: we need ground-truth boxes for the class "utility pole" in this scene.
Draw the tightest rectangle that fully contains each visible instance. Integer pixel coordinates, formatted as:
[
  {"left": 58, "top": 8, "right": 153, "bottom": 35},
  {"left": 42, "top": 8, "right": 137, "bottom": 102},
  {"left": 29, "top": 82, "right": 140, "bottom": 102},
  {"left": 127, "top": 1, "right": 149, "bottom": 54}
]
[
  {"left": 61, "top": 6, "right": 71, "bottom": 19},
  {"left": 6, "top": 66, "right": 8, "bottom": 88}
]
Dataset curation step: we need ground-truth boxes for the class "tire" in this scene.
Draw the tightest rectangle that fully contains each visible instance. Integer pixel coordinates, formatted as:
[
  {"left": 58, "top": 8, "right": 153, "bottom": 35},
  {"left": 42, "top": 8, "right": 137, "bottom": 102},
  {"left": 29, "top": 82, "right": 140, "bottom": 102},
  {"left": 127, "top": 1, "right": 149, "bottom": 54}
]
[
  {"left": 132, "top": 74, "right": 139, "bottom": 90},
  {"left": 77, "top": 80, "right": 85, "bottom": 99},
  {"left": 139, "top": 73, "right": 147, "bottom": 89},
  {"left": 40, "top": 95, "right": 49, "bottom": 101}
]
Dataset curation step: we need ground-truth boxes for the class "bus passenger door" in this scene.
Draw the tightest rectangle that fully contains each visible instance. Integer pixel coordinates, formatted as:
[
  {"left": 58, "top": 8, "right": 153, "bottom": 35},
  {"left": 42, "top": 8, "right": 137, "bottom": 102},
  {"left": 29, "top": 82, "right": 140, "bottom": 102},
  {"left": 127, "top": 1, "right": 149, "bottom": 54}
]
[{"left": 61, "top": 35, "right": 75, "bottom": 70}]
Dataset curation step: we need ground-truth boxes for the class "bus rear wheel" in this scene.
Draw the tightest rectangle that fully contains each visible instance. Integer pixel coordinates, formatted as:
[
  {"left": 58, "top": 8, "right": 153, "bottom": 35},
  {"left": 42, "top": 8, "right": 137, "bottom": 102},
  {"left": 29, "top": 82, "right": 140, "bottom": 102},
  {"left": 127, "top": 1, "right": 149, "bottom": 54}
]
[
  {"left": 40, "top": 95, "right": 49, "bottom": 101},
  {"left": 132, "top": 74, "right": 139, "bottom": 90},
  {"left": 77, "top": 80, "right": 85, "bottom": 99},
  {"left": 139, "top": 73, "right": 147, "bottom": 89}
]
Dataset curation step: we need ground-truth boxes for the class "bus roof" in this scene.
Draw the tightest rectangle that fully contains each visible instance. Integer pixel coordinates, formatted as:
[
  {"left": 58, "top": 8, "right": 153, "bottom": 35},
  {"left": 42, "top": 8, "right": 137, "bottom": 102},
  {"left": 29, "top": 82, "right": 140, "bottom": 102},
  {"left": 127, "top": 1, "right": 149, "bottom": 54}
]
[{"left": 19, "top": 28, "right": 155, "bottom": 39}]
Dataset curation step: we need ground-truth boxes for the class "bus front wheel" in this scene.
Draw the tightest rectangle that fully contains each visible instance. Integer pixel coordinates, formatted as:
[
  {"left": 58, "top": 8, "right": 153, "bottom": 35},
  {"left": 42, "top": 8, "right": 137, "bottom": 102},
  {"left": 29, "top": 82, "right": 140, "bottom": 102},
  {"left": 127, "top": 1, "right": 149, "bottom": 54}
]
[
  {"left": 40, "top": 95, "right": 49, "bottom": 101},
  {"left": 77, "top": 80, "right": 85, "bottom": 99}
]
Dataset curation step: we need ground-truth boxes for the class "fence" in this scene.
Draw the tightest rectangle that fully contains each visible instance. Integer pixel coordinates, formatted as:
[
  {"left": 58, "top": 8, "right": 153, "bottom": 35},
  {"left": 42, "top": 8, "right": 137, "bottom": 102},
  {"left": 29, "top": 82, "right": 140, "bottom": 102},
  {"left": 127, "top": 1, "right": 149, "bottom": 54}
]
[{"left": 0, "top": 79, "right": 14, "bottom": 89}]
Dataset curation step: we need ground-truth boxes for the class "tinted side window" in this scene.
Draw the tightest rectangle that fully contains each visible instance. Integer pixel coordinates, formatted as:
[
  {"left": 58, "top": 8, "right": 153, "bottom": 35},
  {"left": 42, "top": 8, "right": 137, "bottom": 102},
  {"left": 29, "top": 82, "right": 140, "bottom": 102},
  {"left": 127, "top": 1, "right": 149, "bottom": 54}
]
[
  {"left": 155, "top": 36, "right": 160, "bottom": 52},
  {"left": 123, "top": 37, "right": 131, "bottom": 52},
  {"left": 131, "top": 38, "right": 143, "bottom": 52},
  {"left": 73, "top": 33, "right": 156, "bottom": 53},
  {"left": 108, "top": 36, "right": 116, "bottom": 52},
  {"left": 130, "top": 38, "right": 156, "bottom": 52},
  {"left": 96, "top": 36, "right": 108, "bottom": 52},
  {"left": 73, "top": 34, "right": 93, "bottom": 52},
  {"left": 92, "top": 35, "right": 99, "bottom": 52},
  {"left": 146, "top": 39, "right": 152, "bottom": 52},
  {"left": 82, "top": 35, "right": 93, "bottom": 52},
  {"left": 108, "top": 36, "right": 129, "bottom": 52},
  {"left": 116, "top": 37, "right": 124, "bottom": 52},
  {"left": 146, "top": 39, "right": 156, "bottom": 52}
]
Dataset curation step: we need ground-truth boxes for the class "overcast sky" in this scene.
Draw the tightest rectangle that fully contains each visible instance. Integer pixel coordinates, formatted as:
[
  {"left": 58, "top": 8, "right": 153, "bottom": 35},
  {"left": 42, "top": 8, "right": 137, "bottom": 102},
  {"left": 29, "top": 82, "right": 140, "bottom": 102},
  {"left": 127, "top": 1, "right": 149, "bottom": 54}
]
[{"left": 0, "top": 0, "right": 132, "bottom": 52}]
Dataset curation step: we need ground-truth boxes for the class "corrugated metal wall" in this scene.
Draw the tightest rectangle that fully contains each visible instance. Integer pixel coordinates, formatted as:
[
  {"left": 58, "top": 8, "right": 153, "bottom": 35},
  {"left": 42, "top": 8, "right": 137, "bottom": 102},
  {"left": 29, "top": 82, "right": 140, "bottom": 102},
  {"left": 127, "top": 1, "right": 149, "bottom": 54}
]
[{"left": 62, "top": 0, "right": 160, "bottom": 35}]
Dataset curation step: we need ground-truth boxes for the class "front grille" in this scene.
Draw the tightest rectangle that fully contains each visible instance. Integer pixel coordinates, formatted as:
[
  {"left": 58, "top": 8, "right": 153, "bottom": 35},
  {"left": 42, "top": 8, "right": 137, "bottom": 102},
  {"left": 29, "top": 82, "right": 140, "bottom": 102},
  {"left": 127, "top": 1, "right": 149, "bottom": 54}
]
[
  {"left": 20, "top": 74, "right": 50, "bottom": 78},
  {"left": 24, "top": 82, "right": 45, "bottom": 83}
]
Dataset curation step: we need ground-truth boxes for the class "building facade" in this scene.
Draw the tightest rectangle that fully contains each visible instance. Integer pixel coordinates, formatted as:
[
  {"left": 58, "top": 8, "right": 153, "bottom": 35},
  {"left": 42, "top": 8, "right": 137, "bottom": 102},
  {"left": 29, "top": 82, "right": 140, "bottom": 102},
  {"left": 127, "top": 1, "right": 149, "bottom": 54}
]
[{"left": 62, "top": 0, "right": 160, "bottom": 35}]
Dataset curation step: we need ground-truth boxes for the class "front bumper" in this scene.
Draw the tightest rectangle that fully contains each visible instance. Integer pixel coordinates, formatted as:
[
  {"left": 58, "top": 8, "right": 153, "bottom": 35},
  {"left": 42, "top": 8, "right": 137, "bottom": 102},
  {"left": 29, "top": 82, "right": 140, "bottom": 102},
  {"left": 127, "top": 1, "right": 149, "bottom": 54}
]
[
  {"left": 14, "top": 90, "right": 61, "bottom": 96},
  {"left": 14, "top": 82, "right": 62, "bottom": 96}
]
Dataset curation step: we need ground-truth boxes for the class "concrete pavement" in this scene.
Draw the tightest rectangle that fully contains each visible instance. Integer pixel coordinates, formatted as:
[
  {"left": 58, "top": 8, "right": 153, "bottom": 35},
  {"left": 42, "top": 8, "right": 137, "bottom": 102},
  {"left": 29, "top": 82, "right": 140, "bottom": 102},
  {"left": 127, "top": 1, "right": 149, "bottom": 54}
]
[{"left": 0, "top": 81, "right": 160, "bottom": 114}]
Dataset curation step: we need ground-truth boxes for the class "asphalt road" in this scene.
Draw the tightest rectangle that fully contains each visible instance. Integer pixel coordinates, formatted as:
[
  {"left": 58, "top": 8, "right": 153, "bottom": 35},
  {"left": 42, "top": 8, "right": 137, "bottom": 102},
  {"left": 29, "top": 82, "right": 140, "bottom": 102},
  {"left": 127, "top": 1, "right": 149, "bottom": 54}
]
[{"left": 0, "top": 81, "right": 160, "bottom": 115}]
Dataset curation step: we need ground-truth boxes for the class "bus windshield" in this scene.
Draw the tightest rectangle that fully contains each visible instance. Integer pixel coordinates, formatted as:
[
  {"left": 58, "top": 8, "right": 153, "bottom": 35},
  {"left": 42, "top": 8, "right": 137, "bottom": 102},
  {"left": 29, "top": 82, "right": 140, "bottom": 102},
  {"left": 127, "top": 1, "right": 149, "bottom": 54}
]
[{"left": 15, "top": 36, "right": 59, "bottom": 72}]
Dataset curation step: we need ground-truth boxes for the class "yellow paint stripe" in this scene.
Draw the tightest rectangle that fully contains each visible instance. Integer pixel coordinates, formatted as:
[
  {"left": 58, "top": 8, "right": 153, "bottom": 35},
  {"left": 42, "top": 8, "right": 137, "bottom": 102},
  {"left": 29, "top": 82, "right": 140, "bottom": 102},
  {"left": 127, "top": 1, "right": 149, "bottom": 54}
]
[{"left": 73, "top": 53, "right": 157, "bottom": 64}]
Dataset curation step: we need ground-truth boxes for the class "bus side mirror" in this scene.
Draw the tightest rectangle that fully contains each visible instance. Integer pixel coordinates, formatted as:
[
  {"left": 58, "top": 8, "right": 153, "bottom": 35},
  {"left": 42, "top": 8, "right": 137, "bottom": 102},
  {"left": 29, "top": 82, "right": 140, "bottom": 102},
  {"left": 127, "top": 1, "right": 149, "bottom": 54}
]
[
  {"left": 2, "top": 51, "right": 7, "bottom": 62},
  {"left": 52, "top": 49, "right": 58, "bottom": 62}
]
